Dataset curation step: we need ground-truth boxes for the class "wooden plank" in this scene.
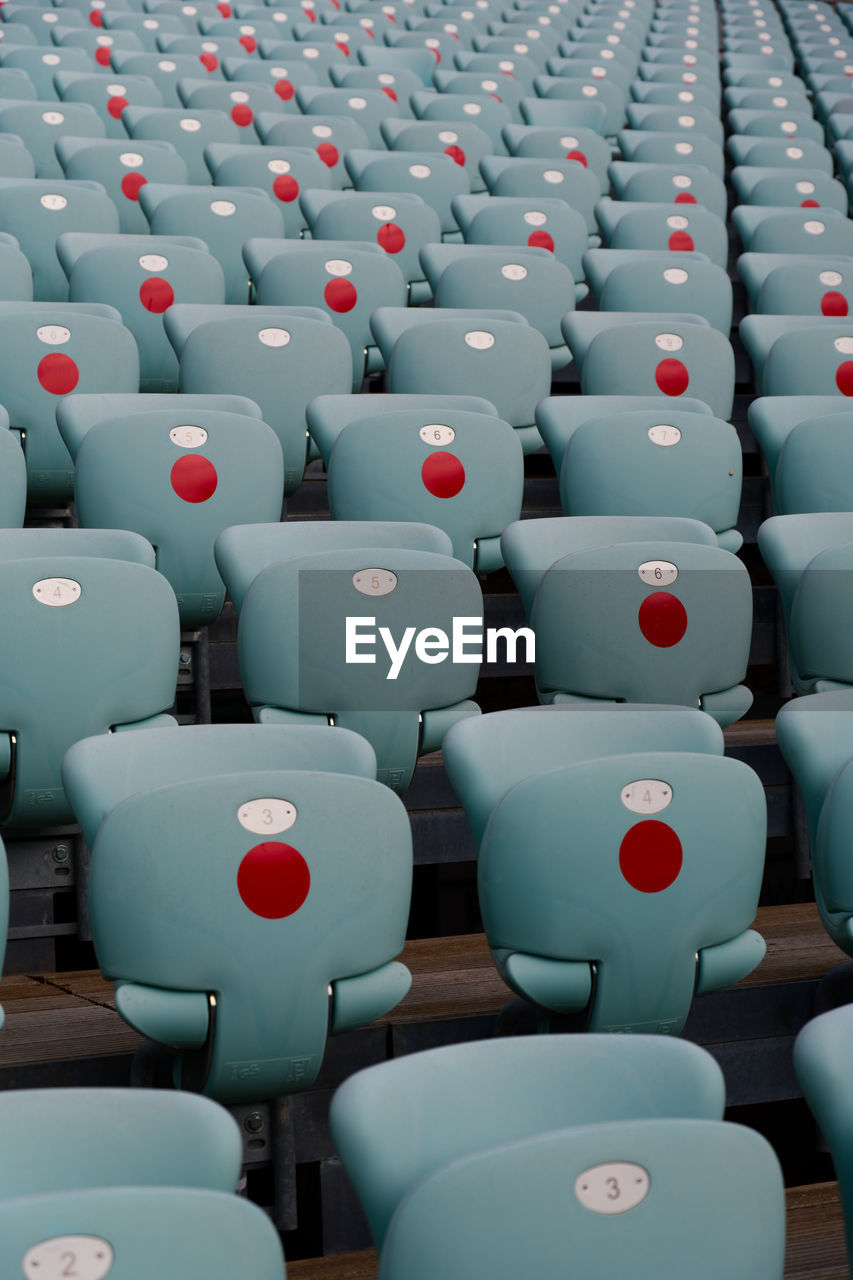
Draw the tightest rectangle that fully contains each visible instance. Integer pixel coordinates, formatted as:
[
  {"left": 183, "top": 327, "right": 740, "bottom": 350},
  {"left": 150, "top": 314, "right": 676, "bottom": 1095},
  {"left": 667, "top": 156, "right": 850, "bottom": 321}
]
[
  {"left": 739, "top": 904, "right": 849, "bottom": 990},
  {"left": 288, "top": 1250, "right": 377, "bottom": 1280}
]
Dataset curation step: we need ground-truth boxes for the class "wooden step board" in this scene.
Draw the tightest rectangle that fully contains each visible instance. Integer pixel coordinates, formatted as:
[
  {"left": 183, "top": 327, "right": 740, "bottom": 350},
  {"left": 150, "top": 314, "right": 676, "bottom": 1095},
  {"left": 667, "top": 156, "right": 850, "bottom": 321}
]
[
  {"left": 0, "top": 904, "right": 846, "bottom": 1071},
  {"left": 287, "top": 1183, "right": 848, "bottom": 1280}
]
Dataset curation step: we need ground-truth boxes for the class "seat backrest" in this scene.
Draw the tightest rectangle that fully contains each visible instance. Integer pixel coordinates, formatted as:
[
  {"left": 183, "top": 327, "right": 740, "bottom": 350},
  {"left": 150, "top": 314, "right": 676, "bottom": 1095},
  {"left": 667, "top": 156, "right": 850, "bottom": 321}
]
[
  {"left": 0, "top": 100, "right": 105, "bottom": 178},
  {"left": 757, "top": 260, "right": 853, "bottom": 316},
  {"left": 464, "top": 193, "right": 587, "bottom": 281},
  {"left": 349, "top": 147, "right": 470, "bottom": 235},
  {"left": 487, "top": 155, "right": 599, "bottom": 231},
  {"left": 384, "top": 118, "right": 492, "bottom": 192},
  {"left": 307, "top": 392, "right": 498, "bottom": 466},
  {"left": 795, "top": 1003, "right": 853, "bottom": 1260},
  {"left": 327, "top": 408, "right": 523, "bottom": 571},
  {"left": 0, "top": 178, "right": 119, "bottom": 302},
  {"left": 480, "top": 752, "right": 766, "bottom": 1030},
  {"left": 74, "top": 408, "right": 284, "bottom": 628},
  {"left": 254, "top": 110, "right": 369, "bottom": 184},
  {"left": 330, "top": 1034, "right": 726, "bottom": 1248},
  {"left": 790, "top": 540, "right": 853, "bottom": 687},
  {"left": 0, "top": 1088, "right": 241, "bottom": 1196},
  {"left": 502, "top": 122, "right": 612, "bottom": 185},
  {"left": 606, "top": 202, "right": 729, "bottom": 266},
  {"left": 124, "top": 105, "right": 241, "bottom": 183},
  {"left": 751, "top": 208, "right": 853, "bottom": 255},
  {"left": 434, "top": 248, "right": 576, "bottom": 350},
  {"left": 609, "top": 162, "right": 727, "bottom": 220},
  {"left": 763, "top": 324, "right": 853, "bottom": 395},
  {"left": 0, "top": 1187, "right": 286, "bottom": 1279},
  {"left": 308, "top": 190, "right": 442, "bottom": 299},
  {"left": 56, "top": 136, "right": 189, "bottom": 235},
  {"left": 775, "top": 413, "right": 853, "bottom": 513},
  {"left": 205, "top": 142, "right": 332, "bottom": 237},
  {"left": 377, "top": 1120, "right": 784, "bottom": 1280},
  {"left": 90, "top": 769, "right": 412, "bottom": 1100},
  {"left": 55, "top": 69, "right": 164, "bottom": 139},
  {"left": 600, "top": 258, "right": 733, "bottom": 332}
]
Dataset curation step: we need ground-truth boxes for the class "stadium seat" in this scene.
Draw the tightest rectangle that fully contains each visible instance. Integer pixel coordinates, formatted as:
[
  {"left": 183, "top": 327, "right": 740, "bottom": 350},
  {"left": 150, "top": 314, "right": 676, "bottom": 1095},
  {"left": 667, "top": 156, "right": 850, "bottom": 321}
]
[
  {"left": 452, "top": 192, "right": 587, "bottom": 286},
  {"left": 56, "top": 135, "right": 188, "bottom": 235},
  {"left": 57, "top": 232, "right": 225, "bottom": 391},
  {"left": 411, "top": 88, "right": 512, "bottom": 154},
  {"left": 616, "top": 130, "right": 726, "bottom": 179},
  {"left": 54, "top": 69, "right": 164, "bottom": 139},
  {"left": 177, "top": 74, "right": 289, "bottom": 130},
  {"left": 0, "top": 100, "right": 105, "bottom": 179},
  {"left": 537, "top": 391, "right": 714, "bottom": 476},
  {"left": 123, "top": 104, "right": 241, "bottom": 182},
  {"left": 596, "top": 198, "right": 729, "bottom": 267},
  {"left": 0, "top": 231, "right": 32, "bottom": 301},
  {"left": 502, "top": 122, "right": 612, "bottom": 187},
  {"left": 205, "top": 142, "right": 332, "bottom": 238},
  {"left": 599, "top": 257, "right": 733, "bottom": 332},
  {"left": 751, "top": 257, "right": 853, "bottom": 316},
  {"left": 253, "top": 110, "right": 369, "bottom": 185},
  {"left": 345, "top": 147, "right": 470, "bottom": 238},
  {"left": 480, "top": 155, "right": 600, "bottom": 234},
  {"left": 0, "top": 45, "right": 92, "bottom": 103},
  {"left": 306, "top": 392, "right": 499, "bottom": 467},
  {"left": 326, "top": 407, "right": 524, "bottom": 571},
  {"left": 57, "top": 390, "right": 265, "bottom": 458},
  {"left": 297, "top": 84, "right": 401, "bottom": 149},
  {"left": 608, "top": 160, "right": 727, "bottom": 219},
  {"left": 743, "top": 316, "right": 853, "bottom": 395},
  {"left": 731, "top": 165, "right": 847, "bottom": 211},
  {"left": 796, "top": 1004, "right": 853, "bottom": 1265},
  {"left": 86, "top": 767, "right": 412, "bottom": 1099},
  {"left": 381, "top": 117, "right": 493, "bottom": 194},
  {"left": 330, "top": 1034, "right": 727, "bottom": 1249},
  {"left": 110, "top": 51, "right": 221, "bottom": 108},
  {"left": 726, "top": 134, "right": 833, "bottom": 171},
  {"left": 0, "top": 178, "right": 120, "bottom": 302},
  {"left": 165, "top": 303, "right": 351, "bottom": 494}
]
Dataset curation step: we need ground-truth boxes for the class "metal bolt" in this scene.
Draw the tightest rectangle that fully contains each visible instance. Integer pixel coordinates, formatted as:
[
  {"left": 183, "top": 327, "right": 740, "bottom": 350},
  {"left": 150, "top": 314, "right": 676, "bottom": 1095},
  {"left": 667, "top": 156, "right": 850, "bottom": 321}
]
[
  {"left": 244, "top": 1112, "right": 264, "bottom": 1135},
  {"left": 51, "top": 844, "right": 70, "bottom": 864},
  {"left": 179, "top": 650, "right": 192, "bottom": 666}
]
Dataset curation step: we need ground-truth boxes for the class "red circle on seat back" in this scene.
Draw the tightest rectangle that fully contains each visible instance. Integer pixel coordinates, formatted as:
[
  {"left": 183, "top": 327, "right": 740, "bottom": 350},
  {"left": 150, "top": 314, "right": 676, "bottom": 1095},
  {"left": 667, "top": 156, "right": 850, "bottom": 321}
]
[
  {"left": 444, "top": 144, "right": 466, "bottom": 166},
  {"left": 381, "top": 87, "right": 398, "bottom": 102},
  {"left": 273, "top": 174, "right": 299, "bottom": 202},
  {"left": 527, "top": 229, "right": 554, "bottom": 252},
  {"left": 217, "top": 2, "right": 232, "bottom": 14},
  {"left": 801, "top": 199, "right": 820, "bottom": 207},
  {"left": 238, "top": 841, "right": 311, "bottom": 918},
  {"left": 239, "top": 34, "right": 257, "bottom": 52},
  {"left": 324, "top": 277, "right": 357, "bottom": 312},
  {"left": 377, "top": 222, "right": 405, "bottom": 253},
  {"left": 422, "top": 451, "right": 465, "bottom": 497},
  {"left": 667, "top": 230, "right": 694, "bottom": 251},
  {"left": 37, "top": 353, "right": 79, "bottom": 395},
  {"left": 89, "top": 9, "right": 103, "bottom": 24},
  {"left": 275, "top": 78, "right": 295, "bottom": 101},
  {"left": 638, "top": 591, "right": 688, "bottom": 647},
  {"left": 231, "top": 103, "right": 254, "bottom": 127},
  {"left": 674, "top": 192, "right": 696, "bottom": 204},
  {"left": 121, "top": 172, "right": 147, "bottom": 201},
  {"left": 316, "top": 142, "right": 339, "bottom": 168},
  {"left": 655, "top": 357, "right": 689, "bottom": 395},
  {"left": 822, "top": 291, "right": 849, "bottom": 316},
  {"left": 619, "top": 820, "right": 683, "bottom": 893},
  {"left": 837, "top": 361, "right": 853, "bottom": 395},
  {"left": 335, "top": 40, "right": 350, "bottom": 55},
  {"left": 107, "top": 95, "right": 128, "bottom": 119},
  {"left": 200, "top": 52, "right": 219, "bottom": 71},
  {"left": 565, "top": 149, "right": 587, "bottom": 166},
  {"left": 139, "top": 277, "right": 175, "bottom": 313},
  {"left": 171, "top": 453, "right": 218, "bottom": 503},
  {"left": 95, "top": 46, "right": 111, "bottom": 65}
]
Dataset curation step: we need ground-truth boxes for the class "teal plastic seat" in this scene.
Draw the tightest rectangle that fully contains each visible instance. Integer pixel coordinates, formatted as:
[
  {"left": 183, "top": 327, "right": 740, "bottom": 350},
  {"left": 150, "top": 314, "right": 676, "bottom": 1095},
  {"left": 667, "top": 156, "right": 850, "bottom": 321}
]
[
  {"left": 452, "top": 192, "right": 587, "bottom": 285},
  {"left": 795, "top": 1004, "right": 853, "bottom": 1262},
  {"left": 376, "top": 1120, "right": 784, "bottom": 1280},
  {"left": 253, "top": 111, "right": 369, "bottom": 185},
  {"left": 481, "top": 155, "right": 600, "bottom": 234},
  {"left": 0, "top": 99, "right": 105, "bottom": 178},
  {"left": 727, "top": 133, "right": 833, "bottom": 170},
  {"left": 306, "top": 391, "right": 499, "bottom": 466},
  {"left": 0, "top": 1187, "right": 286, "bottom": 1278},
  {"left": 609, "top": 161, "right": 726, "bottom": 218},
  {"left": 55, "top": 135, "right": 188, "bottom": 235},
  {"left": 103, "top": 11, "right": 192, "bottom": 50},
  {"left": 583, "top": 248, "right": 711, "bottom": 300},
  {"left": 738, "top": 252, "right": 853, "bottom": 308},
  {"left": 0, "top": 529, "right": 179, "bottom": 827},
  {"left": 733, "top": 165, "right": 847, "bottom": 211},
  {"left": 215, "top": 527, "right": 482, "bottom": 790},
  {"left": 109, "top": 51, "right": 220, "bottom": 108},
  {"left": 257, "top": 38, "right": 349, "bottom": 84},
  {"left": 57, "top": 232, "right": 225, "bottom": 392},
  {"left": 123, "top": 105, "right": 241, "bottom": 182},
  {"left": 533, "top": 74, "right": 626, "bottom": 136},
  {"left": 346, "top": 147, "right": 470, "bottom": 238},
  {"left": 326, "top": 408, "right": 524, "bottom": 572},
  {"left": 502, "top": 122, "right": 612, "bottom": 186},
  {"left": 616, "top": 132, "right": 725, "bottom": 179},
  {"left": 205, "top": 142, "right": 331, "bottom": 237},
  {"left": 559, "top": 408, "right": 742, "bottom": 550},
  {"left": 165, "top": 303, "right": 351, "bottom": 494},
  {"left": 247, "top": 239, "right": 406, "bottom": 389},
  {"left": 752, "top": 318, "right": 853, "bottom": 396},
  {"left": 739, "top": 206, "right": 853, "bottom": 256},
  {"left": 502, "top": 516, "right": 753, "bottom": 723},
  {"left": 0, "top": 301, "right": 139, "bottom": 503},
  {"left": 381, "top": 117, "right": 493, "bottom": 194},
  {"left": 87, "top": 767, "right": 412, "bottom": 1100},
  {"left": 176, "top": 75, "right": 286, "bottom": 131},
  {"left": 599, "top": 257, "right": 732, "bottom": 332},
  {"left": 0, "top": 131, "right": 35, "bottom": 181},
  {"left": 54, "top": 70, "right": 164, "bottom": 139},
  {"left": 625, "top": 100, "right": 725, "bottom": 144},
  {"left": 0, "top": 177, "right": 120, "bottom": 302},
  {"left": 729, "top": 106, "right": 824, "bottom": 142},
  {"left": 0, "top": 45, "right": 91, "bottom": 102},
  {"left": 137, "top": 181, "right": 283, "bottom": 304},
  {"left": 772, "top": 412, "right": 853, "bottom": 514},
  {"left": 330, "top": 1033, "right": 727, "bottom": 1250},
  {"left": 631, "top": 81, "right": 720, "bottom": 113},
  {"left": 597, "top": 198, "right": 728, "bottom": 267},
  {"left": 757, "top": 260, "right": 853, "bottom": 316},
  {"left": 0, "top": 230, "right": 32, "bottom": 300},
  {"left": 537, "top": 392, "right": 714, "bottom": 475},
  {"left": 560, "top": 310, "right": 711, "bottom": 379},
  {"left": 435, "top": 68, "right": 527, "bottom": 123},
  {"left": 518, "top": 93, "right": 609, "bottom": 135},
  {"left": 579, "top": 318, "right": 735, "bottom": 418},
  {"left": 301, "top": 190, "right": 441, "bottom": 303},
  {"left": 0, "top": 413, "right": 26, "bottom": 528},
  {"left": 748, "top": 395, "right": 851, "bottom": 501},
  {"left": 425, "top": 242, "right": 575, "bottom": 365},
  {"left": 297, "top": 84, "right": 401, "bottom": 149},
  {"left": 72, "top": 408, "right": 283, "bottom": 629},
  {"left": 57, "top": 390, "right": 264, "bottom": 459},
  {"left": 219, "top": 55, "right": 320, "bottom": 100},
  {"left": 330, "top": 65, "right": 425, "bottom": 119},
  {"left": 478, "top": 750, "right": 765, "bottom": 1026},
  {"left": 0, "top": 1087, "right": 242, "bottom": 1194},
  {"left": 357, "top": 41, "right": 436, "bottom": 86},
  {"left": 378, "top": 308, "right": 551, "bottom": 452},
  {"left": 412, "top": 88, "right": 512, "bottom": 153}
]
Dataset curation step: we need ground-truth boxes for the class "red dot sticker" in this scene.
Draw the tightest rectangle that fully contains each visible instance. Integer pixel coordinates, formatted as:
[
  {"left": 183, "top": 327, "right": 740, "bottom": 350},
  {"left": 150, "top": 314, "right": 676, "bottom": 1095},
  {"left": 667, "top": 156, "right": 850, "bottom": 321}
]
[
  {"left": 237, "top": 841, "right": 310, "bottom": 918},
  {"left": 619, "top": 820, "right": 683, "bottom": 893},
  {"left": 527, "top": 229, "right": 554, "bottom": 252},
  {"left": 239, "top": 34, "right": 257, "bottom": 52},
  {"left": 822, "top": 291, "right": 848, "bottom": 316},
  {"left": 200, "top": 52, "right": 219, "bottom": 71},
  {"left": 95, "top": 46, "right": 111, "bottom": 65},
  {"left": 381, "top": 86, "right": 397, "bottom": 101},
  {"left": 324, "top": 277, "right": 357, "bottom": 312},
  {"left": 37, "top": 353, "right": 79, "bottom": 395},
  {"left": 273, "top": 174, "right": 299, "bottom": 202},
  {"left": 89, "top": 8, "right": 103, "bottom": 24},
  {"left": 422, "top": 451, "right": 465, "bottom": 497},
  {"left": 431, "top": 47, "right": 441, "bottom": 62},
  {"left": 139, "top": 277, "right": 175, "bottom": 313},
  {"left": 444, "top": 144, "right": 466, "bottom": 166},
  {"left": 121, "top": 172, "right": 147, "bottom": 201},
  {"left": 837, "top": 361, "right": 853, "bottom": 395},
  {"left": 231, "top": 103, "right": 254, "bottom": 127},
  {"left": 655, "top": 357, "right": 689, "bottom": 395},
  {"left": 377, "top": 222, "right": 405, "bottom": 253},
  {"left": 316, "top": 142, "right": 339, "bottom": 167},
  {"left": 638, "top": 591, "right": 688, "bottom": 647},
  {"left": 217, "top": 2, "right": 232, "bottom": 13},
  {"left": 565, "top": 149, "right": 587, "bottom": 166},
  {"left": 275, "top": 78, "right": 295, "bottom": 101},
  {"left": 801, "top": 199, "right": 820, "bottom": 207},
  {"left": 335, "top": 40, "right": 350, "bottom": 55},
  {"left": 170, "top": 453, "right": 218, "bottom": 503},
  {"left": 668, "top": 230, "right": 694, "bottom": 251},
  {"left": 107, "top": 95, "right": 128, "bottom": 120},
  {"left": 674, "top": 192, "right": 696, "bottom": 204}
]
